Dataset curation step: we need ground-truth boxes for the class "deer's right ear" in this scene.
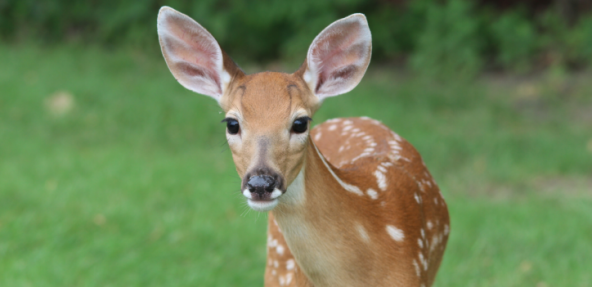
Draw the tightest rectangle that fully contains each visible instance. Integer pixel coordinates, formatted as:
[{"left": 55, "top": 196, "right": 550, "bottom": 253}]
[{"left": 157, "top": 6, "right": 242, "bottom": 102}]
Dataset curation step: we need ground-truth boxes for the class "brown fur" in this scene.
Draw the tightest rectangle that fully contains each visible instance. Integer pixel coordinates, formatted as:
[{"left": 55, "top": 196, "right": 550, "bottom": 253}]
[
  {"left": 220, "top": 71, "right": 318, "bottom": 187},
  {"left": 157, "top": 8, "right": 449, "bottom": 286},
  {"left": 264, "top": 118, "right": 450, "bottom": 287},
  {"left": 208, "top": 62, "right": 450, "bottom": 287}
]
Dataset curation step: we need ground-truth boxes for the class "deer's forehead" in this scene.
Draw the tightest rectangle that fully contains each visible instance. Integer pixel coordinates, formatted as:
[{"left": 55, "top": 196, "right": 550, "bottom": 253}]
[{"left": 228, "top": 72, "right": 310, "bottom": 124}]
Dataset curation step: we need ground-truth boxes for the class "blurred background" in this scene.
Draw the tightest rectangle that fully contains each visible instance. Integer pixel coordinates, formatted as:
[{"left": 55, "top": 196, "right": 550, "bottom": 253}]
[{"left": 0, "top": 0, "right": 591, "bottom": 286}]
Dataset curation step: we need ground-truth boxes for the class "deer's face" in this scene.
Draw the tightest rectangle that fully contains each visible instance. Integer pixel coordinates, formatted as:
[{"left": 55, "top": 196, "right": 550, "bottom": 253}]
[
  {"left": 220, "top": 73, "right": 318, "bottom": 210},
  {"left": 157, "top": 7, "right": 371, "bottom": 211}
]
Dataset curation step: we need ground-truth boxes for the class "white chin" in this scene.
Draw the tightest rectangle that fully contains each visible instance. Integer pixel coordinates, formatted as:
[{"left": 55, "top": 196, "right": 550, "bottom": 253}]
[{"left": 247, "top": 199, "right": 279, "bottom": 212}]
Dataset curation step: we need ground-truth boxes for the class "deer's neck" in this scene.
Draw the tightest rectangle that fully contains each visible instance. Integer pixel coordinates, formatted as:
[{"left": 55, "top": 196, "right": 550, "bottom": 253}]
[{"left": 272, "top": 138, "right": 372, "bottom": 286}]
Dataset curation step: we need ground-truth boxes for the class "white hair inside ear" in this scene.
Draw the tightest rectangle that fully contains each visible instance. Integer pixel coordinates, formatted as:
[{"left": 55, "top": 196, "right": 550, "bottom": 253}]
[{"left": 303, "top": 13, "right": 372, "bottom": 101}]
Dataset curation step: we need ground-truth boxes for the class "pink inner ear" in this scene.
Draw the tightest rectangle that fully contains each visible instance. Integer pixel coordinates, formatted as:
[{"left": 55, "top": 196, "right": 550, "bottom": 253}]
[
  {"left": 307, "top": 16, "right": 371, "bottom": 98},
  {"left": 158, "top": 9, "right": 225, "bottom": 98}
]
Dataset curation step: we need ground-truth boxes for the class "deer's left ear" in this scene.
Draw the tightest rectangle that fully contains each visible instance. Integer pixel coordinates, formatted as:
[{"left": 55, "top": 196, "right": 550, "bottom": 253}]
[{"left": 301, "top": 14, "right": 372, "bottom": 101}]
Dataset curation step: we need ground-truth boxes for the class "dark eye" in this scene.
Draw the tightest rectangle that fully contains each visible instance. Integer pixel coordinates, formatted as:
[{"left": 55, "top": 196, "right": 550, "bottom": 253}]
[
  {"left": 292, "top": 117, "right": 311, "bottom": 134},
  {"left": 222, "top": 118, "right": 240, "bottom": 135}
]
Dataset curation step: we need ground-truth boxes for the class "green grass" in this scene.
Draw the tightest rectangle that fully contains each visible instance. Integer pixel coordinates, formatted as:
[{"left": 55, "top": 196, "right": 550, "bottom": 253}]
[{"left": 0, "top": 44, "right": 591, "bottom": 286}]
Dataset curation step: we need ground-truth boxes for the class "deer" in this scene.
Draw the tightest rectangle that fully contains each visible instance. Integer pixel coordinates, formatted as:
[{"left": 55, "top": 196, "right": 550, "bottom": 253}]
[{"left": 157, "top": 6, "right": 450, "bottom": 287}]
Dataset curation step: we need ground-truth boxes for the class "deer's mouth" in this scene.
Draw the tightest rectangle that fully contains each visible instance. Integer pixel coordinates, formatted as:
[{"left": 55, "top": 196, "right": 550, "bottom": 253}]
[
  {"left": 246, "top": 198, "right": 279, "bottom": 212},
  {"left": 242, "top": 188, "right": 283, "bottom": 212}
]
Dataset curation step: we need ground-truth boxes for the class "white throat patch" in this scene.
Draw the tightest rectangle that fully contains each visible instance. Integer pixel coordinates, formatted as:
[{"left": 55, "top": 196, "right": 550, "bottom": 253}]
[{"left": 279, "top": 168, "right": 306, "bottom": 206}]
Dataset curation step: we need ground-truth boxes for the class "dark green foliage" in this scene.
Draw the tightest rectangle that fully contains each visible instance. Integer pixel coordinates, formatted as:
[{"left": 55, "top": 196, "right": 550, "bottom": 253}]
[
  {"left": 1, "top": 0, "right": 592, "bottom": 74},
  {"left": 539, "top": 11, "right": 592, "bottom": 68},
  {"left": 490, "top": 9, "right": 539, "bottom": 72},
  {"left": 410, "top": 0, "right": 483, "bottom": 77}
]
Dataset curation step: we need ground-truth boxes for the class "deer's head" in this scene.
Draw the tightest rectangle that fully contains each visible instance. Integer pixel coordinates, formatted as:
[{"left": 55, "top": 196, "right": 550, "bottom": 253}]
[{"left": 157, "top": 7, "right": 372, "bottom": 211}]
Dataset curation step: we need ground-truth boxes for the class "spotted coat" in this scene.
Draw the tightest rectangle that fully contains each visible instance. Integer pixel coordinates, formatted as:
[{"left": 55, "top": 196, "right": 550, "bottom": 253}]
[{"left": 264, "top": 117, "right": 450, "bottom": 287}]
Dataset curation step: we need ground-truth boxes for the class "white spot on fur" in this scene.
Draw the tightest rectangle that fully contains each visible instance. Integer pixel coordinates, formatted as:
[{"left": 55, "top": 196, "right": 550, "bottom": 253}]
[
  {"left": 328, "top": 124, "right": 337, "bottom": 131},
  {"left": 314, "top": 132, "right": 322, "bottom": 141},
  {"left": 386, "top": 225, "right": 404, "bottom": 242},
  {"left": 414, "top": 193, "right": 421, "bottom": 204},
  {"left": 427, "top": 221, "right": 433, "bottom": 230},
  {"left": 274, "top": 260, "right": 279, "bottom": 268},
  {"left": 412, "top": 259, "right": 420, "bottom": 276},
  {"left": 343, "top": 125, "right": 352, "bottom": 131},
  {"left": 359, "top": 152, "right": 371, "bottom": 157},
  {"left": 417, "top": 181, "right": 425, "bottom": 192},
  {"left": 343, "top": 120, "right": 353, "bottom": 125},
  {"left": 377, "top": 165, "right": 387, "bottom": 173},
  {"left": 367, "top": 188, "right": 378, "bottom": 200},
  {"left": 444, "top": 224, "right": 450, "bottom": 235},
  {"left": 374, "top": 170, "right": 388, "bottom": 191},
  {"left": 356, "top": 224, "right": 370, "bottom": 243},
  {"left": 388, "top": 153, "right": 401, "bottom": 162},
  {"left": 418, "top": 238, "right": 423, "bottom": 248},
  {"left": 419, "top": 252, "right": 428, "bottom": 270},
  {"left": 276, "top": 244, "right": 284, "bottom": 255},
  {"left": 286, "top": 259, "right": 295, "bottom": 270},
  {"left": 430, "top": 234, "right": 439, "bottom": 253},
  {"left": 421, "top": 229, "right": 425, "bottom": 238}
]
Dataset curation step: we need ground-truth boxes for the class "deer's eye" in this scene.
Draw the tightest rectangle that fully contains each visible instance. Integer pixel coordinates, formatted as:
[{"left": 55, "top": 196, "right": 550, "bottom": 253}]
[
  {"left": 222, "top": 118, "right": 240, "bottom": 135},
  {"left": 292, "top": 117, "right": 311, "bottom": 134}
]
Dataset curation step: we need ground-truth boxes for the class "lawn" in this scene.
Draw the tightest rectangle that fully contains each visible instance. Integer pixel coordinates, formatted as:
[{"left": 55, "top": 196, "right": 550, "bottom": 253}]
[{"left": 0, "top": 44, "right": 591, "bottom": 286}]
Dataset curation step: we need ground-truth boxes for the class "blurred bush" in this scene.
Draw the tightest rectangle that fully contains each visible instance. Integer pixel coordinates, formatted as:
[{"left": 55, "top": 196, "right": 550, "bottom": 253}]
[
  {"left": 539, "top": 10, "right": 592, "bottom": 68},
  {"left": 489, "top": 9, "right": 539, "bottom": 72},
  {"left": 410, "top": 0, "right": 483, "bottom": 77},
  {"left": 1, "top": 0, "right": 592, "bottom": 75}
]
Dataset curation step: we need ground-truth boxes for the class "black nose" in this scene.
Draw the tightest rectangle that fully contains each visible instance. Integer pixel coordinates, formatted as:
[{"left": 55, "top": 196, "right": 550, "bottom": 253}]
[{"left": 247, "top": 175, "right": 276, "bottom": 195}]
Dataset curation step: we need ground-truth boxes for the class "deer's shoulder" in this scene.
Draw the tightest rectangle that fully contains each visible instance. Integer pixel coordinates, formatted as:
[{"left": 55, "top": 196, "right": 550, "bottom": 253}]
[{"left": 312, "top": 117, "right": 423, "bottom": 169}]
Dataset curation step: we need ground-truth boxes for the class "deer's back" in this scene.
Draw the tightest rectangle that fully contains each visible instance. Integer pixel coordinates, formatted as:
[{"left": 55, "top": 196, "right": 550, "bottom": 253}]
[{"left": 265, "top": 117, "right": 450, "bottom": 287}]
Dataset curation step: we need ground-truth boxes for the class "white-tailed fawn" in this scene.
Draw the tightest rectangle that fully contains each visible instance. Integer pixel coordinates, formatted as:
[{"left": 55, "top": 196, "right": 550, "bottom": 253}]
[{"left": 157, "top": 7, "right": 450, "bottom": 287}]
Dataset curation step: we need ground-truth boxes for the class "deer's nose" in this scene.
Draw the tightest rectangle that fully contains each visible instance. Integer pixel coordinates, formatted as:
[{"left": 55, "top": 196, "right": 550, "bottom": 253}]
[{"left": 247, "top": 175, "right": 276, "bottom": 195}]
